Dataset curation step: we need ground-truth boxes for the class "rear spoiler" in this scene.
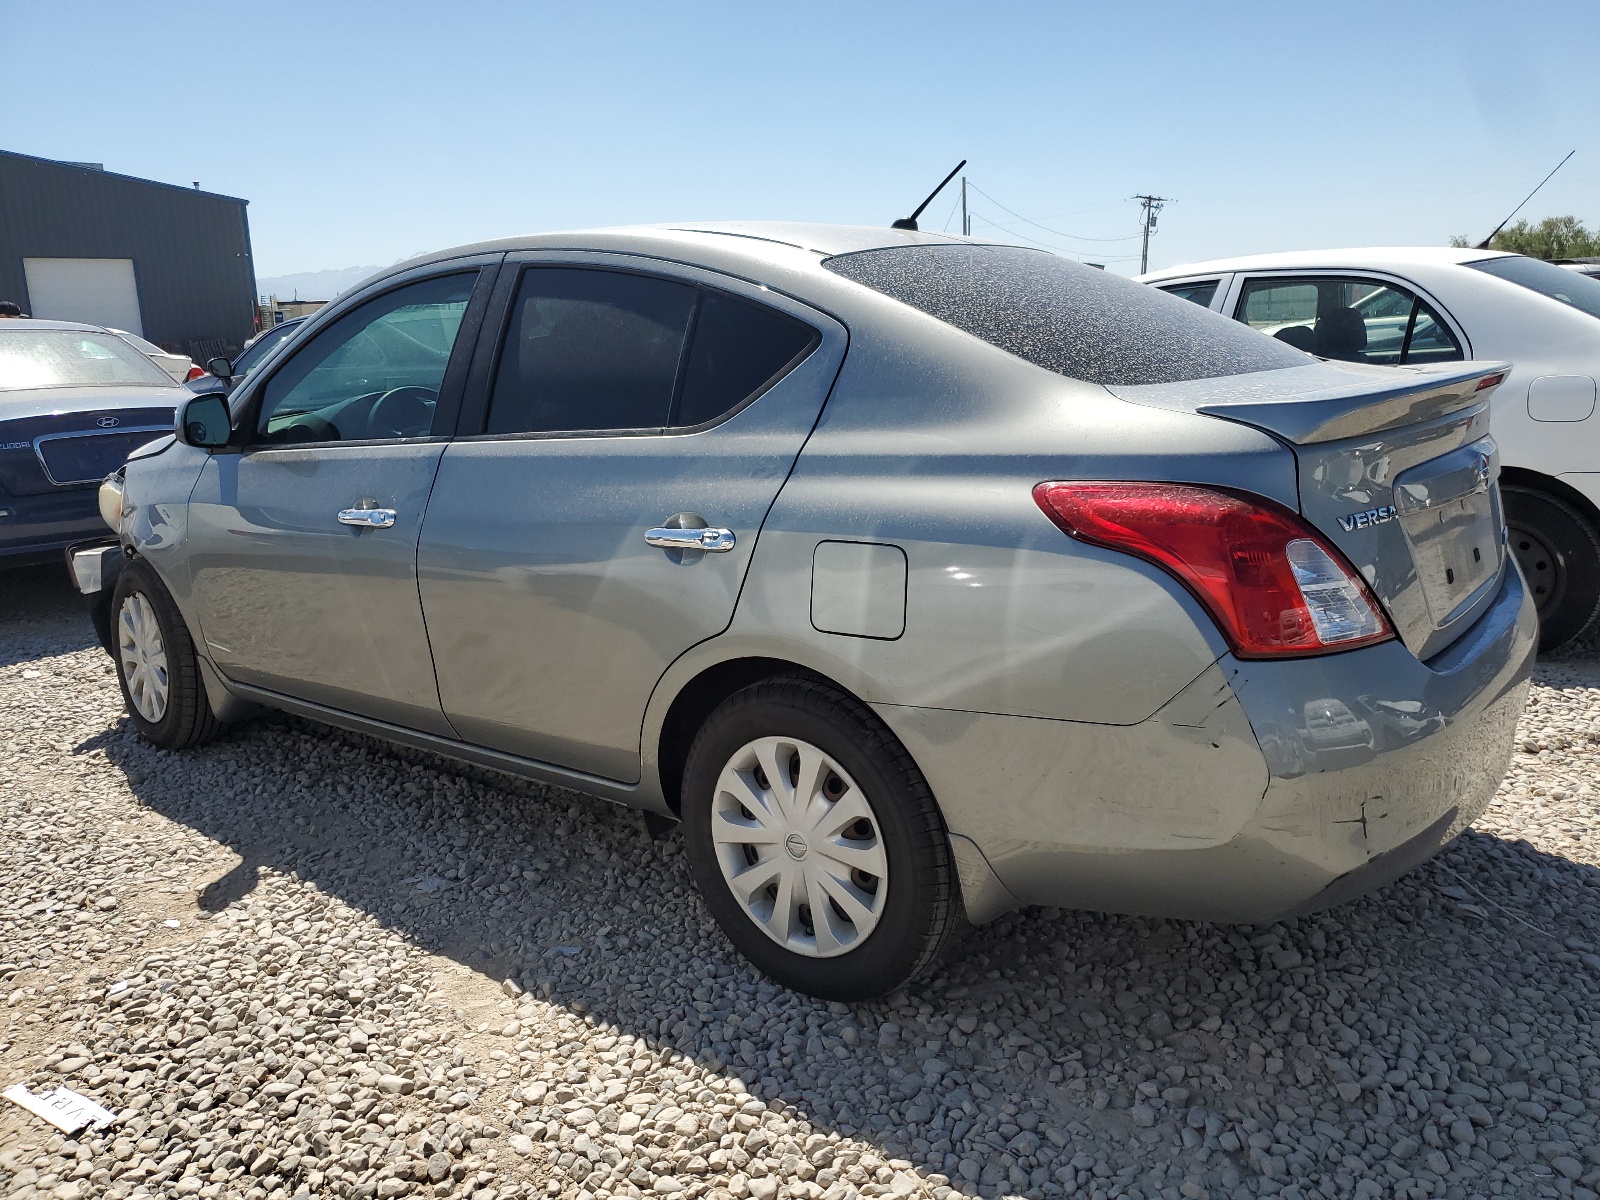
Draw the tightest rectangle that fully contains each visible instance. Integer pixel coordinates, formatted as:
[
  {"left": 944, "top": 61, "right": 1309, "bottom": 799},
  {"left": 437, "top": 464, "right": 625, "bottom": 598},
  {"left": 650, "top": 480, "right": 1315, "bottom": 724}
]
[{"left": 1108, "top": 360, "right": 1510, "bottom": 445}]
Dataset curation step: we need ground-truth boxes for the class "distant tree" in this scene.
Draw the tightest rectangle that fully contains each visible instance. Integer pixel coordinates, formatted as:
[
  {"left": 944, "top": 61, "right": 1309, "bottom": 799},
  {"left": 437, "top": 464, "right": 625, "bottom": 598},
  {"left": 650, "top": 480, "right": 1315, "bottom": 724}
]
[{"left": 1450, "top": 216, "right": 1600, "bottom": 259}]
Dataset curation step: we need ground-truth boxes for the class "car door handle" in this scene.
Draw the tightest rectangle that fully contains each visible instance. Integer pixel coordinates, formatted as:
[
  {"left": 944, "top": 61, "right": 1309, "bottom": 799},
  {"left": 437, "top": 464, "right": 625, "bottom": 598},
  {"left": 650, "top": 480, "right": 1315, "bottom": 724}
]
[
  {"left": 644, "top": 526, "right": 736, "bottom": 552},
  {"left": 338, "top": 508, "right": 397, "bottom": 529}
]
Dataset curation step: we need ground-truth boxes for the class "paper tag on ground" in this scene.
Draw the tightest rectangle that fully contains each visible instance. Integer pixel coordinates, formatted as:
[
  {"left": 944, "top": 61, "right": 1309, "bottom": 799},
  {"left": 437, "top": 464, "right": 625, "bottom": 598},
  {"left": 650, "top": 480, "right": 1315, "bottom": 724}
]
[{"left": 3, "top": 1084, "right": 117, "bottom": 1133}]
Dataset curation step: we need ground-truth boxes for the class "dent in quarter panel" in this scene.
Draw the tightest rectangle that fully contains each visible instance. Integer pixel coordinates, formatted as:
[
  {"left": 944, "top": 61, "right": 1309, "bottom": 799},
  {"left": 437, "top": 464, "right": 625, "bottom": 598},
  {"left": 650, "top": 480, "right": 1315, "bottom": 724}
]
[{"left": 877, "top": 661, "right": 1266, "bottom": 861}]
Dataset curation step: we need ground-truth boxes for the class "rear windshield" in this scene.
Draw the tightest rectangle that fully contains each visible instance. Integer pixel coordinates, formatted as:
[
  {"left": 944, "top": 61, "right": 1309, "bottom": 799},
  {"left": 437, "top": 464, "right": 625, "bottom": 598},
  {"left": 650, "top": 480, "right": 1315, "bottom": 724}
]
[
  {"left": 0, "top": 327, "right": 176, "bottom": 391},
  {"left": 823, "top": 244, "right": 1309, "bottom": 386},
  {"left": 1467, "top": 255, "right": 1600, "bottom": 321}
]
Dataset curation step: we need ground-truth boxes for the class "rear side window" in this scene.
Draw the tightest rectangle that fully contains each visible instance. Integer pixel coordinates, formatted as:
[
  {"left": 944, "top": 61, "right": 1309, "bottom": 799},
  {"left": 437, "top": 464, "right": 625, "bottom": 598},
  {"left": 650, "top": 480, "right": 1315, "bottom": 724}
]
[
  {"left": 1236, "top": 276, "right": 1462, "bottom": 365},
  {"left": 823, "top": 244, "right": 1307, "bottom": 386},
  {"left": 488, "top": 269, "right": 697, "bottom": 434},
  {"left": 486, "top": 267, "right": 819, "bottom": 435},
  {"left": 1159, "top": 280, "right": 1219, "bottom": 308},
  {"left": 674, "top": 291, "right": 818, "bottom": 427}
]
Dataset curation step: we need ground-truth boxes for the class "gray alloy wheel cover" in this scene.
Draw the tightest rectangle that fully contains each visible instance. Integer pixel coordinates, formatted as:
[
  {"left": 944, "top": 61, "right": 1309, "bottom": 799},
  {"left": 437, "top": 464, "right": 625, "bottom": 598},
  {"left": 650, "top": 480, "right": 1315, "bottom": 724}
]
[
  {"left": 710, "top": 735, "right": 890, "bottom": 958},
  {"left": 118, "top": 591, "right": 170, "bottom": 723}
]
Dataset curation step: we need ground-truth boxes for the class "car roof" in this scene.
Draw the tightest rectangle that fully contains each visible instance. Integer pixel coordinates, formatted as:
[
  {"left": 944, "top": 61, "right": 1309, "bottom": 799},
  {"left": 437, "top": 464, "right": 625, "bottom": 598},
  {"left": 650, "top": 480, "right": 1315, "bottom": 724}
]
[
  {"left": 360, "top": 222, "right": 989, "bottom": 292},
  {"left": 0, "top": 317, "right": 112, "bottom": 333},
  {"left": 1139, "top": 246, "right": 1521, "bottom": 283}
]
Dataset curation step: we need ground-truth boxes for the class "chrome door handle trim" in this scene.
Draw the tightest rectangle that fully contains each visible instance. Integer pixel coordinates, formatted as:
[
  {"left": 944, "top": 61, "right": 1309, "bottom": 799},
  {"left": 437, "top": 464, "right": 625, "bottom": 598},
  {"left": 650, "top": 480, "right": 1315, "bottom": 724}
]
[
  {"left": 338, "top": 508, "right": 397, "bottom": 528},
  {"left": 644, "top": 526, "right": 736, "bottom": 552}
]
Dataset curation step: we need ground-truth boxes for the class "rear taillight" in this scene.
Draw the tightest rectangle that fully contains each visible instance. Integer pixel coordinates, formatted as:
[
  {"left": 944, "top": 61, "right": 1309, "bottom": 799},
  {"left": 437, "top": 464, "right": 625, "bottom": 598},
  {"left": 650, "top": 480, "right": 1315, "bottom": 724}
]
[
  {"left": 185, "top": 364, "right": 207, "bottom": 381},
  {"left": 1033, "top": 481, "right": 1394, "bottom": 658}
]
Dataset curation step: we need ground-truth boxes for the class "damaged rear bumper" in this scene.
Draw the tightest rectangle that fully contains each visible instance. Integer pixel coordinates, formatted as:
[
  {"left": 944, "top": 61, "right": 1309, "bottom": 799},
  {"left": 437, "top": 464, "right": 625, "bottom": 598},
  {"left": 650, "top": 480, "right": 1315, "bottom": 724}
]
[{"left": 878, "top": 562, "right": 1537, "bottom": 924}]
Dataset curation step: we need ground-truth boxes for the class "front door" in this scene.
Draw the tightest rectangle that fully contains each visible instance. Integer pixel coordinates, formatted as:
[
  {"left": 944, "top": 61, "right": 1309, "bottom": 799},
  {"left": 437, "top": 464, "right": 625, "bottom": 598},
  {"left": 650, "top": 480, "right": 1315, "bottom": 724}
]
[
  {"left": 186, "top": 266, "right": 494, "bottom": 733},
  {"left": 418, "top": 257, "right": 845, "bottom": 780}
]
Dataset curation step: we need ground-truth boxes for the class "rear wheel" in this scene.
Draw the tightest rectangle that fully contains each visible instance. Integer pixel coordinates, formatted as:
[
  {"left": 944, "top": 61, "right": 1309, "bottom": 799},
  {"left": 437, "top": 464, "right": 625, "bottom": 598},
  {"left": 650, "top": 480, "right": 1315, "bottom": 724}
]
[
  {"left": 111, "top": 558, "right": 221, "bottom": 749},
  {"left": 681, "top": 675, "right": 963, "bottom": 1000},
  {"left": 1504, "top": 485, "right": 1600, "bottom": 653}
]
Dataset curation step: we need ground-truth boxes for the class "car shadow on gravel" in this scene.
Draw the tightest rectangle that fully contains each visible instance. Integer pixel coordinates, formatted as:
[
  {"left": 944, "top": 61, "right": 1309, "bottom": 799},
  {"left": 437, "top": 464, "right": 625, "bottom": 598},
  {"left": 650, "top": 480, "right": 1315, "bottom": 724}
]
[
  {"left": 78, "top": 680, "right": 1600, "bottom": 1200},
  {"left": 0, "top": 562, "right": 93, "bottom": 667},
  {"left": 16, "top": 556, "right": 1600, "bottom": 1198}
]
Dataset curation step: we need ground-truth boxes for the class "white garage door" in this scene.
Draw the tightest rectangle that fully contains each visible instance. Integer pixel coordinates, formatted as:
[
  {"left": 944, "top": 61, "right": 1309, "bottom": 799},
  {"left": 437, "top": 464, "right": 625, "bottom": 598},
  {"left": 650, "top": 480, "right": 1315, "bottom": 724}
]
[{"left": 23, "top": 258, "right": 144, "bottom": 335}]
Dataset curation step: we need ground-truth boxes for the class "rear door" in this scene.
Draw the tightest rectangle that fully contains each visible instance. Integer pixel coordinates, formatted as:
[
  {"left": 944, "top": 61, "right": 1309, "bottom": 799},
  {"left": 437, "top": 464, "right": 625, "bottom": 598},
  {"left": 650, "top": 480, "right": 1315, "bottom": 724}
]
[
  {"left": 418, "top": 254, "right": 846, "bottom": 781},
  {"left": 1231, "top": 272, "right": 1468, "bottom": 364}
]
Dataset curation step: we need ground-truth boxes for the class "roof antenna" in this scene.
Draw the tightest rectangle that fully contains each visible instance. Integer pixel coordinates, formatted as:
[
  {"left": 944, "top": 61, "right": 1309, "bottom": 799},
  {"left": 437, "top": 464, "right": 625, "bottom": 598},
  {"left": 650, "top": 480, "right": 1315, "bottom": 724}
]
[
  {"left": 892, "top": 159, "right": 967, "bottom": 231},
  {"left": 1475, "top": 150, "right": 1574, "bottom": 250}
]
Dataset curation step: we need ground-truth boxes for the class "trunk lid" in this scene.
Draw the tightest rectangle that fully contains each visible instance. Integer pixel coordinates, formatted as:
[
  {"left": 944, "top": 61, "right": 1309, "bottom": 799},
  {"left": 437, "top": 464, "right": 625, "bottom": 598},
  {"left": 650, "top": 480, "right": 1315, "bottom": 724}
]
[
  {"left": 0, "top": 397, "right": 175, "bottom": 496},
  {"left": 1109, "top": 360, "right": 1510, "bottom": 660}
]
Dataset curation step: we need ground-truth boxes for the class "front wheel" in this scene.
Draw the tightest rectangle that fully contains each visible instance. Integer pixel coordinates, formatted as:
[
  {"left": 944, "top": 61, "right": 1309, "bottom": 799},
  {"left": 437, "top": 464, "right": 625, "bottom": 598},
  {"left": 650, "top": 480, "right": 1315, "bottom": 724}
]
[
  {"left": 110, "top": 558, "right": 221, "bottom": 750},
  {"left": 681, "top": 675, "right": 964, "bottom": 1000},
  {"left": 1503, "top": 485, "right": 1600, "bottom": 653}
]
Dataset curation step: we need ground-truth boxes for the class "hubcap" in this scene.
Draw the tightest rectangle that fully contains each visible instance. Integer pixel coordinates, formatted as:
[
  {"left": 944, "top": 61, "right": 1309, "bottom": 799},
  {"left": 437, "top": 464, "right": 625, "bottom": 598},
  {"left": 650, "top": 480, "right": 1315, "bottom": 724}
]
[
  {"left": 1508, "top": 522, "right": 1565, "bottom": 617},
  {"left": 117, "top": 592, "right": 170, "bottom": 723},
  {"left": 711, "top": 736, "right": 888, "bottom": 958}
]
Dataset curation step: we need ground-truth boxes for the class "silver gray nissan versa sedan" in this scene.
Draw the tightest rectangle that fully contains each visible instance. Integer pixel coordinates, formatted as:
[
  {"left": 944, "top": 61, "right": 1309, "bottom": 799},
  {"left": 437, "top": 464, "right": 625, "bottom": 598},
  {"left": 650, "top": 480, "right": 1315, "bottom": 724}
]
[{"left": 73, "top": 223, "right": 1538, "bottom": 1000}]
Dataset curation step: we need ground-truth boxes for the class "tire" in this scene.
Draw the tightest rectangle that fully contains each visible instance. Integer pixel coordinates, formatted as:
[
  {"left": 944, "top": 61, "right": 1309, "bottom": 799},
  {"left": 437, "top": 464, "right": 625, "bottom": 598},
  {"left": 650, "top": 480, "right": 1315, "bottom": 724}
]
[
  {"left": 110, "top": 557, "right": 221, "bottom": 750},
  {"left": 1503, "top": 485, "right": 1600, "bottom": 653},
  {"left": 681, "top": 674, "right": 964, "bottom": 1000}
]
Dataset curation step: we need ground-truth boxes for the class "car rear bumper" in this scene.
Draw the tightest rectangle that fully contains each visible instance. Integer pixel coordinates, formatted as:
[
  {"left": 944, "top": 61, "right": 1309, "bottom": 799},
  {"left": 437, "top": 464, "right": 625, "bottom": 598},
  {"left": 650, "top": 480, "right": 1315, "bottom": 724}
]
[
  {"left": 878, "top": 562, "right": 1538, "bottom": 924},
  {"left": 0, "top": 487, "right": 105, "bottom": 565}
]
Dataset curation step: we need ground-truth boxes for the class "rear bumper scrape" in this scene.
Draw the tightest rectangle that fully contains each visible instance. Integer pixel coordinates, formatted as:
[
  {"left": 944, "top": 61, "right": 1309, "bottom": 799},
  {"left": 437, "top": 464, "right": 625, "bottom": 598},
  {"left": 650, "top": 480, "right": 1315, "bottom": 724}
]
[{"left": 879, "top": 561, "right": 1536, "bottom": 925}]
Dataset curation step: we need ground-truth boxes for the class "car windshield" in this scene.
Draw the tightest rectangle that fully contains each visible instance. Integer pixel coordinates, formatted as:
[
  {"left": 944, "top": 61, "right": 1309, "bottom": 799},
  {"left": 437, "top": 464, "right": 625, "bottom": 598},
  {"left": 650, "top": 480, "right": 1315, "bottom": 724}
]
[
  {"left": 0, "top": 327, "right": 176, "bottom": 391},
  {"left": 824, "top": 244, "right": 1309, "bottom": 386},
  {"left": 1466, "top": 255, "right": 1600, "bottom": 321}
]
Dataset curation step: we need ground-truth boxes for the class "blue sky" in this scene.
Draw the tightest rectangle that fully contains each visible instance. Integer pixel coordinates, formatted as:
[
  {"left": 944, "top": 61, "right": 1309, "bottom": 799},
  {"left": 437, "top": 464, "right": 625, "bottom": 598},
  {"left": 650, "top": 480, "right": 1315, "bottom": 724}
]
[{"left": 4, "top": 1, "right": 1597, "bottom": 279}]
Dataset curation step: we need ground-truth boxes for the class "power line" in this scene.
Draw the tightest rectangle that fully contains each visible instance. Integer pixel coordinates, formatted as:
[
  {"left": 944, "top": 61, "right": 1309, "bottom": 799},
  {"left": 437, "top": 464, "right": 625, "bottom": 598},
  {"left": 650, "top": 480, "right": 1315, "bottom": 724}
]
[
  {"left": 966, "top": 212, "right": 1141, "bottom": 261},
  {"left": 965, "top": 182, "right": 1141, "bottom": 242}
]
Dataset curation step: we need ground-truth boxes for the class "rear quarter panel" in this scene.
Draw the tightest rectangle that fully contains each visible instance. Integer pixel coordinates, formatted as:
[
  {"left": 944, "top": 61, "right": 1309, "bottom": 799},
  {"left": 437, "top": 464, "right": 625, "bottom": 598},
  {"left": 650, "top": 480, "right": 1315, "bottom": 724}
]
[
  {"left": 713, "top": 309, "right": 1300, "bottom": 727},
  {"left": 1403, "top": 263, "right": 1600, "bottom": 479}
]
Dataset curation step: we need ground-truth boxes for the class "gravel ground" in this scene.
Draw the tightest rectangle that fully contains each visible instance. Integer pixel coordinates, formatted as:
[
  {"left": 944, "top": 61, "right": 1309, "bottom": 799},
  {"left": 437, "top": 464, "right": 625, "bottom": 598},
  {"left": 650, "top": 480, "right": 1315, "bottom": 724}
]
[{"left": 2, "top": 562, "right": 1599, "bottom": 1200}]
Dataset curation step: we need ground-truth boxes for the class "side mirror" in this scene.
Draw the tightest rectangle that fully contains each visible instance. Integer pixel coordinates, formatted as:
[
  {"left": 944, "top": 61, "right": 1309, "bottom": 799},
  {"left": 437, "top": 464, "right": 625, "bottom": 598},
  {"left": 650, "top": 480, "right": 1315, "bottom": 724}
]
[
  {"left": 205, "top": 356, "right": 234, "bottom": 380},
  {"left": 177, "top": 392, "right": 233, "bottom": 449}
]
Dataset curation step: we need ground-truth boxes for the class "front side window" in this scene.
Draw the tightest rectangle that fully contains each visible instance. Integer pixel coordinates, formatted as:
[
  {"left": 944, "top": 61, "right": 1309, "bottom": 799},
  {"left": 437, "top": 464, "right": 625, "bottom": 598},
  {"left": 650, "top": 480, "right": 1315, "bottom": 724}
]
[
  {"left": 1159, "top": 279, "right": 1219, "bottom": 308},
  {"left": 255, "top": 273, "right": 474, "bottom": 444},
  {"left": 232, "top": 320, "right": 300, "bottom": 380},
  {"left": 0, "top": 328, "right": 175, "bottom": 392},
  {"left": 485, "top": 268, "right": 819, "bottom": 435},
  {"left": 1236, "top": 276, "right": 1461, "bottom": 365},
  {"left": 823, "top": 244, "right": 1307, "bottom": 386}
]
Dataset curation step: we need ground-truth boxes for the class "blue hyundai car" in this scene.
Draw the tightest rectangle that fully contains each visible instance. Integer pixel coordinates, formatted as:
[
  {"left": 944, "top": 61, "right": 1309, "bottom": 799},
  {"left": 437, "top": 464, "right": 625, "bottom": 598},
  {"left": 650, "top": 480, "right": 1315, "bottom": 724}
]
[{"left": 0, "top": 319, "right": 180, "bottom": 567}]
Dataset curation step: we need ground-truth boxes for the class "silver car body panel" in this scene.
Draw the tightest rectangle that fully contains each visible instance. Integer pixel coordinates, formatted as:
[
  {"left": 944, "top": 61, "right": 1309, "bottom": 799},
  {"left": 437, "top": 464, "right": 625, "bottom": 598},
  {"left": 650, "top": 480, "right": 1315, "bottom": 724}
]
[
  {"left": 417, "top": 251, "right": 850, "bottom": 781},
  {"left": 186, "top": 443, "right": 454, "bottom": 734},
  {"left": 106, "top": 223, "right": 1539, "bottom": 928},
  {"left": 879, "top": 562, "right": 1534, "bottom": 922}
]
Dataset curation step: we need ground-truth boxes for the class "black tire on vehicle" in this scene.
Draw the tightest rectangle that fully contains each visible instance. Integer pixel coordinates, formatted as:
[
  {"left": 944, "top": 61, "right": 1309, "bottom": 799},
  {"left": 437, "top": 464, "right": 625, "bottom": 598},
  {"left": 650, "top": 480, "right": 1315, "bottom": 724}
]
[
  {"left": 1503, "top": 485, "right": 1600, "bottom": 653},
  {"left": 681, "top": 674, "right": 965, "bottom": 1001},
  {"left": 109, "top": 557, "right": 222, "bottom": 750}
]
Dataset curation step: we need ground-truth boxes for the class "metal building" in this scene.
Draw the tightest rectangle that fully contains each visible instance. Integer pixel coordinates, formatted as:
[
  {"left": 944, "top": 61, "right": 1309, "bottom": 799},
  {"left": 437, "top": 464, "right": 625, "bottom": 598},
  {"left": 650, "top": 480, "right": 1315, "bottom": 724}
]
[{"left": 0, "top": 149, "right": 256, "bottom": 359}]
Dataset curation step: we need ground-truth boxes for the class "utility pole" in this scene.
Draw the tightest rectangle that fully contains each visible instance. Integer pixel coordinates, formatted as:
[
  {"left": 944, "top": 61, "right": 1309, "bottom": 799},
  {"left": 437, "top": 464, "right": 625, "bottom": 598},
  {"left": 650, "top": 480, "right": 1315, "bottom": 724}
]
[
  {"left": 1134, "top": 194, "right": 1169, "bottom": 274},
  {"left": 961, "top": 176, "right": 969, "bottom": 236}
]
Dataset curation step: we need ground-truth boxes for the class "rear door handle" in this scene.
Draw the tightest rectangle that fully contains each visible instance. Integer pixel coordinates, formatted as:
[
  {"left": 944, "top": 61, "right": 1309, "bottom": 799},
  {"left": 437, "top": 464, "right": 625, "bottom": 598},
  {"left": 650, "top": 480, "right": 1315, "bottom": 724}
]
[
  {"left": 338, "top": 508, "right": 397, "bottom": 529},
  {"left": 644, "top": 526, "right": 736, "bottom": 552}
]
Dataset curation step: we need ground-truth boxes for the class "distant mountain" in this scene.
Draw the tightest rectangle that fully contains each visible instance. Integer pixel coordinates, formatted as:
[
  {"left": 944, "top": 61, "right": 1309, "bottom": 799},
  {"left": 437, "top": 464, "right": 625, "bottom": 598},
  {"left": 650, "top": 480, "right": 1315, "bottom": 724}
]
[{"left": 255, "top": 265, "right": 381, "bottom": 302}]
